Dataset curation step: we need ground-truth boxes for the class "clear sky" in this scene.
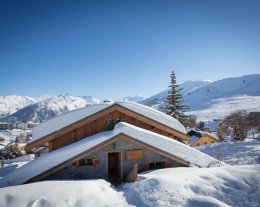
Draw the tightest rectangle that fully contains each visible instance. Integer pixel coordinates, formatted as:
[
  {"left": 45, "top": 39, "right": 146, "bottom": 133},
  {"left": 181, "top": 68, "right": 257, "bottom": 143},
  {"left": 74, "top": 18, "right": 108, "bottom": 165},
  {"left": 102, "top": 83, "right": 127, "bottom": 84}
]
[{"left": 1, "top": 0, "right": 260, "bottom": 99}]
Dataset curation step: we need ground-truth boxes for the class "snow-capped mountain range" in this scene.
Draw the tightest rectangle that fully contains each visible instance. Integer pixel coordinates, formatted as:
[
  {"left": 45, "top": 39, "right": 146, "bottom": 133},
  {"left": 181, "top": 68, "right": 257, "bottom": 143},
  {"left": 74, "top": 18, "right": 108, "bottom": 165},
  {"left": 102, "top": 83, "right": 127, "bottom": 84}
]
[{"left": 1, "top": 74, "right": 260, "bottom": 122}]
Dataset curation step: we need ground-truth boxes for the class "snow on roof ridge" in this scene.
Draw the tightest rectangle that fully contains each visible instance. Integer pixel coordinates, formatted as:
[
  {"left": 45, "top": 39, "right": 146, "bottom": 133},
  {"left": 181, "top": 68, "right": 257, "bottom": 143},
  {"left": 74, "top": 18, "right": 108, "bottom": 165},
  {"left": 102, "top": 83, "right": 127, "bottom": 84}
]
[
  {"left": 32, "top": 103, "right": 110, "bottom": 131},
  {"left": 115, "top": 101, "right": 186, "bottom": 134},
  {"left": 30, "top": 103, "right": 111, "bottom": 143},
  {"left": 0, "top": 122, "right": 220, "bottom": 188}
]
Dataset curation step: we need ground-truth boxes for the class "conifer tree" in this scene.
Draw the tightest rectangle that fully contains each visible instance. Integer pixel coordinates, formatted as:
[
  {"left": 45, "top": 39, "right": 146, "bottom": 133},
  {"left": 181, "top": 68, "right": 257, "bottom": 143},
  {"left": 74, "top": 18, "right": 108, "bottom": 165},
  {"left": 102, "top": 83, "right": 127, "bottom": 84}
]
[{"left": 163, "top": 71, "right": 189, "bottom": 124}]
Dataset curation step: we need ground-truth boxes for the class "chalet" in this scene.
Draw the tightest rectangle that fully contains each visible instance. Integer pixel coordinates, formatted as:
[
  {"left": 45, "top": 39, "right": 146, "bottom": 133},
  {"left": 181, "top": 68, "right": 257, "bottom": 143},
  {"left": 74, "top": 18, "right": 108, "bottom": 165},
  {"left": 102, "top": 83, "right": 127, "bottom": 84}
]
[
  {"left": 187, "top": 128, "right": 218, "bottom": 147},
  {"left": 0, "top": 102, "right": 219, "bottom": 187}
]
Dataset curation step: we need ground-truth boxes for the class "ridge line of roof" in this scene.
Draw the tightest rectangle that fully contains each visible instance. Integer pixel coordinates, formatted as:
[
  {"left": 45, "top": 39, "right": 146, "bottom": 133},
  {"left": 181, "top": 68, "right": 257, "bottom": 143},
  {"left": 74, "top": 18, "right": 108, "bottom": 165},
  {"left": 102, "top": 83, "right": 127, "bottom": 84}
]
[{"left": 29, "top": 102, "right": 187, "bottom": 147}]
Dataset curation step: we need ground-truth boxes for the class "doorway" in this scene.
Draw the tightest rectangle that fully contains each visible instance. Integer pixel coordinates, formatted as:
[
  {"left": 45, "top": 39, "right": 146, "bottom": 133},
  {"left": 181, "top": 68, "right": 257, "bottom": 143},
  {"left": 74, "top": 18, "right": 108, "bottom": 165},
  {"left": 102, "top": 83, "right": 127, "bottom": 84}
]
[{"left": 107, "top": 152, "right": 122, "bottom": 184}]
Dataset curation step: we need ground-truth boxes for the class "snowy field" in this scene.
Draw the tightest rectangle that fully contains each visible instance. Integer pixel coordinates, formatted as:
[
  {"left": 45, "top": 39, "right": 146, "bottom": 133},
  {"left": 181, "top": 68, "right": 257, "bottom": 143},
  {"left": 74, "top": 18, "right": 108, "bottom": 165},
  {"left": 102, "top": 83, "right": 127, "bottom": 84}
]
[
  {"left": 0, "top": 165, "right": 259, "bottom": 207},
  {"left": 188, "top": 95, "right": 260, "bottom": 121},
  {"left": 198, "top": 139, "right": 260, "bottom": 165},
  {"left": 0, "top": 139, "right": 259, "bottom": 207}
]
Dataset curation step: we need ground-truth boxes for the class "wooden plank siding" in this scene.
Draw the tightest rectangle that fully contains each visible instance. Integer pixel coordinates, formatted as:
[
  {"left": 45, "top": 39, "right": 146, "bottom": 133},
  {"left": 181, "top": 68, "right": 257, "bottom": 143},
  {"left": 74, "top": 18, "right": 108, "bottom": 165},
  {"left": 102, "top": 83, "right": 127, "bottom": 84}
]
[{"left": 26, "top": 104, "right": 190, "bottom": 154}]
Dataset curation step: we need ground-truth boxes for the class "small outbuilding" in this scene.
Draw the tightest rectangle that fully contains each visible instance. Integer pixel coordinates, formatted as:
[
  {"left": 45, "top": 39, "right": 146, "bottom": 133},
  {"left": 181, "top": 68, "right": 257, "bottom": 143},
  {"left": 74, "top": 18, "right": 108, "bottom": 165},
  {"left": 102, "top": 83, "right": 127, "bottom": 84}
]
[{"left": 187, "top": 128, "right": 218, "bottom": 147}]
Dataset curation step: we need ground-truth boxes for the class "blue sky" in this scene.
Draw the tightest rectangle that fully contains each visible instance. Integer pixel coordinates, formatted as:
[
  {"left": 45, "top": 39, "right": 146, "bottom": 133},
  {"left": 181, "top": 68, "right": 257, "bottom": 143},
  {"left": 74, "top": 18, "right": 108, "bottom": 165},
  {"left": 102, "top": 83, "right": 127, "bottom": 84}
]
[{"left": 1, "top": 0, "right": 260, "bottom": 99}]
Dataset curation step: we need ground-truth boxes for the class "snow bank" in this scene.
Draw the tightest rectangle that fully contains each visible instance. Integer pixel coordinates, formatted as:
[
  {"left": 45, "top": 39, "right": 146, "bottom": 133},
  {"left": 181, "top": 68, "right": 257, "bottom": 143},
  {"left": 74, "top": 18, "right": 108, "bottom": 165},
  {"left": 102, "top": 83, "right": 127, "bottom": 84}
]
[
  {"left": 0, "top": 122, "right": 219, "bottom": 188},
  {"left": 120, "top": 165, "right": 260, "bottom": 207},
  {"left": 0, "top": 180, "right": 129, "bottom": 207},
  {"left": 31, "top": 101, "right": 186, "bottom": 143},
  {"left": 198, "top": 139, "right": 260, "bottom": 165}
]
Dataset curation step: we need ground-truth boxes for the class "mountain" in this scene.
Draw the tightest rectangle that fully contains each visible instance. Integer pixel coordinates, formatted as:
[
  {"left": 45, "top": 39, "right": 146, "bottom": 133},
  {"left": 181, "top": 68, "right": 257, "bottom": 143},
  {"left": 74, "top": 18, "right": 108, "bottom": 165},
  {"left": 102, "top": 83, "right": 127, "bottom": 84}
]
[
  {"left": 4, "top": 95, "right": 99, "bottom": 123},
  {"left": 140, "top": 74, "right": 260, "bottom": 121},
  {"left": 81, "top": 96, "right": 101, "bottom": 104},
  {"left": 185, "top": 74, "right": 260, "bottom": 111},
  {"left": 0, "top": 96, "right": 46, "bottom": 118},
  {"left": 139, "top": 80, "right": 212, "bottom": 107},
  {"left": 120, "top": 94, "right": 145, "bottom": 103}
]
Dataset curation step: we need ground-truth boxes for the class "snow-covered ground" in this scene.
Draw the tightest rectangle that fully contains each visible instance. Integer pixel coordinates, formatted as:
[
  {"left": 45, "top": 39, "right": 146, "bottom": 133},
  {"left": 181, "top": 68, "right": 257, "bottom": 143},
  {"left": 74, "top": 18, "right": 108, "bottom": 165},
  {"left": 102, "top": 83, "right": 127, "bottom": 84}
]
[
  {"left": 121, "top": 165, "right": 260, "bottom": 207},
  {"left": 0, "top": 165, "right": 259, "bottom": 207},
  {"left": 188, "top": 95, "right": 260, "bottom": 121},
  {"left": 197, "top": 139, "right": 260, "bottom": 165},
  {"left": 0, "top": 180, "right": 130, "bottom": 207}
]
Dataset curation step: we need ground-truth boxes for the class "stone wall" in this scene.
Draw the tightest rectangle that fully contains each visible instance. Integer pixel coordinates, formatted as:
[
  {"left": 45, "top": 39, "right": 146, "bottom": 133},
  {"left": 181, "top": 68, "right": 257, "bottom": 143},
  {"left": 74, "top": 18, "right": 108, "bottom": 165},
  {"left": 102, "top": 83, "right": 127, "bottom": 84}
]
[{"left": 45, "top": 138, "right": 186, "bottom": 182}]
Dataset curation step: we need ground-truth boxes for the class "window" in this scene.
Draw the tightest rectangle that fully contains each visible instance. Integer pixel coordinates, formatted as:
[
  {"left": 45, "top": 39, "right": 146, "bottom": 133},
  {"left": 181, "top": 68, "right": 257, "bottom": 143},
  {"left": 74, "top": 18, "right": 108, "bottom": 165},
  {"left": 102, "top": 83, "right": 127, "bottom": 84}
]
[
  {"left": 149, "top": 162, "right": 165, "bottom": 170},
  {"left": 105, "top": 119, "right": 115, "bottom": 130},
  {"left": 79, "top": 158, "right": 95, "bottom": 166}
]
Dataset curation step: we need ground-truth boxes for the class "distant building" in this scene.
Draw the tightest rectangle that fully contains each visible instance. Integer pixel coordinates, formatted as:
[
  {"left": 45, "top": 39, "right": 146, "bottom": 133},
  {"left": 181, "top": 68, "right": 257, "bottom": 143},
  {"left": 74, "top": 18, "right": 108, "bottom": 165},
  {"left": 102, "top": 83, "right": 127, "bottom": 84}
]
[
  {"left": 27, "top": 121, "right": 36, "bottom": 129},
  {"left": 0, "top": 122, "right": 12, "bottom": 130},
  {"left": 187, "top": 128, "right": 218, "bottom": 147}
]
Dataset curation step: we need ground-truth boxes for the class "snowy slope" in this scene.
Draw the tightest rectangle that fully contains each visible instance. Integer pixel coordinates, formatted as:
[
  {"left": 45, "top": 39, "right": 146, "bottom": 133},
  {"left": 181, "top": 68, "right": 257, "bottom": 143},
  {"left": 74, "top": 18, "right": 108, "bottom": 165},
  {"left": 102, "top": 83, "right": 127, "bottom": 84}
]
[
  {"left": 0, "top": 95, "right": 45, "bottom": 118},
  {"left": 185, "top": 74, "right": 260, "bottom": 110},
  {"left": 197, "top": 139, "right": 260, "bottom": 165},
  {"left": 140, "top": 74, "right": 260, "bottom": 121},
  {"left": 120, "top": 94, "right": 146, "bottom": 102},
  {"left": 188, "top": 95, "right": 260, "bottom": 121},
  {"left": 4, "top": 95, "right": 97, "bottom": 123},
  {"left": 121, "top": 165, "right": 260, "bottom": 207},
  {"left": 81, "top": 96, "right": 101, "bottom": 104},
  {"left": 140, "top": 80, "right": 212, "bottom": 107}
]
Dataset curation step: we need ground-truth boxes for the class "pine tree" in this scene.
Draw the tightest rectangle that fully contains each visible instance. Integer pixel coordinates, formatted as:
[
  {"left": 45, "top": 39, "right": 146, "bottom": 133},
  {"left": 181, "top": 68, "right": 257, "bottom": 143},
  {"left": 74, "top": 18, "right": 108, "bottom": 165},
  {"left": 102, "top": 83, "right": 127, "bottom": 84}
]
[{"left": 163, "top": 71, "right": 189, "bottom": 124}]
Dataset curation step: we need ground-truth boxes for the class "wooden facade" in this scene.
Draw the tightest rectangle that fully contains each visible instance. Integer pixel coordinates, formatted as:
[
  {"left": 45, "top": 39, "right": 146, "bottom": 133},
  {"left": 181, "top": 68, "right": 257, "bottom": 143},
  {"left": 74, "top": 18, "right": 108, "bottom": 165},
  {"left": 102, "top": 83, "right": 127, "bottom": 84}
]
[
  {"left": 27, "top": 104, "right": 190, "bottom": 155},
  {"left": 191, "top": 134, "right": 218, "bottom": 147}
]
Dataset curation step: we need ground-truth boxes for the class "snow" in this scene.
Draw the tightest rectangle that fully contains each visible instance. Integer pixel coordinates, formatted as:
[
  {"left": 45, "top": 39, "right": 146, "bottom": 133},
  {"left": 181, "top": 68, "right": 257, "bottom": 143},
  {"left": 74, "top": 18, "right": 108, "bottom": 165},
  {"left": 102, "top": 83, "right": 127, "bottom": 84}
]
[
  {"left": 141, "top": 75, "right": 260, "bottom": 122},
  {"left": 0, "top": 95, "right": 42, "bottom": 118},
  {"left": 1, "top": 166, "right": 259, "bottom": 207},
  {"left": 120, "top": 165, "right": 260, "bottom": 207},
  {"left": 197, "top": 139, "right": 260, "bottom": 165},
  {"left": 0, "top": 129, "right": 30, "bottom": 143},
  {"left": 0, "top": 122, "right": 219, "bottom": 187},
  {"left": 188, "top": 95, "right": 260, "bottom": 121},
  {"left": 120, "top": 94, "right": 145, "bottom": 102},
  {"left": 31, "top": 101, "right": 186, "bottom": 143},
  {"left": 117, "top": 102, "right": 186, "bottom": 134},
  {"left": 30, "top": 104, "right": 110, "bottom": 142},
  {"left": 0, "top": 180, "right": 130, "bottom": 207}
]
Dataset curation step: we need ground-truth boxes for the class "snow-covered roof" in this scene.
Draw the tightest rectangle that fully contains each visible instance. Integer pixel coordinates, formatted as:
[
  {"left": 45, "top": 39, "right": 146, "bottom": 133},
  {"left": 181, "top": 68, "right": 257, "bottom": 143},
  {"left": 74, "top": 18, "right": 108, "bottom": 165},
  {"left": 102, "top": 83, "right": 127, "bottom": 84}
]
[
  {"left": 0, "top": 122, "right": 220, "bottom": 187},
  {"left": 30, "top": 102, "right": 186, "bottom": 143}
]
